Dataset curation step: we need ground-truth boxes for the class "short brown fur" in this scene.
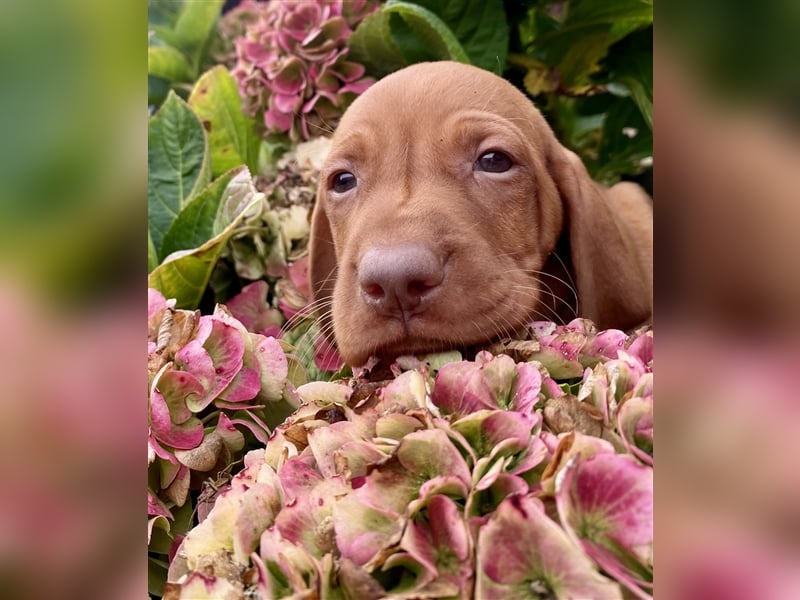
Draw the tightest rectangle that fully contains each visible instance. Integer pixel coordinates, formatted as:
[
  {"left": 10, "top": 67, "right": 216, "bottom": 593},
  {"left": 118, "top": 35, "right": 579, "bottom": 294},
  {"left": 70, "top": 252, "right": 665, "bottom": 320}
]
[{"left": 310, "top": 61, "right": 652, "bottom": 365}]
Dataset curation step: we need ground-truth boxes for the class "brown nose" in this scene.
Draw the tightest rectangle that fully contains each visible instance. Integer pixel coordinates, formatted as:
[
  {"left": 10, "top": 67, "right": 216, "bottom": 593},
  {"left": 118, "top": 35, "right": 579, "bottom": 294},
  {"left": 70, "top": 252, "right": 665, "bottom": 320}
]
[{"left": 358, "top": 245, "right": 445, "bottom": 318}]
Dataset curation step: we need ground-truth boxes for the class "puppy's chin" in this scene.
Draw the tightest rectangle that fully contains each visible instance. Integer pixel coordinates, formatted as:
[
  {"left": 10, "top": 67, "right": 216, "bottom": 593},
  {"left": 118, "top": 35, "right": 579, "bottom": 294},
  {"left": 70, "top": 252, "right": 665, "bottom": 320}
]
[{"left": 333, "top": 302, "right": 537, "bottom": 367}]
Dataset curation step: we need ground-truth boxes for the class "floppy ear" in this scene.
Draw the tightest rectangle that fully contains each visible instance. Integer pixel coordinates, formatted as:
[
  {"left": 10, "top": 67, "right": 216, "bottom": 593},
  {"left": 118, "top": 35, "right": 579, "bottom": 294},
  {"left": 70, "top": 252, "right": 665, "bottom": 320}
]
[
  {"left": 308, "top": 193, "right": 338, "bottom": 322},
  {"left": 549, "top": 147, "right": 653, "bottom": 330}
]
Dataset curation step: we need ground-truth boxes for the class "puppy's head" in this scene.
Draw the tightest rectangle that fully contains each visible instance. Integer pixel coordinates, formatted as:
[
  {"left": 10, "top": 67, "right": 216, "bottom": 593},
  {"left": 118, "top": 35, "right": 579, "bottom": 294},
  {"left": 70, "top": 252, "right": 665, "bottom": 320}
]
[{"left": 310, "top": 61, "right": 650, "bottom": 365}]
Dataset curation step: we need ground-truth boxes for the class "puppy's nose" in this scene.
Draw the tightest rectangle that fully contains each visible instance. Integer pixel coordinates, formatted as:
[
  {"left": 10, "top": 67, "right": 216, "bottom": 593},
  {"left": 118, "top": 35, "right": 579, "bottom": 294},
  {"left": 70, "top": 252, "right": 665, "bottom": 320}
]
[{"left": 358, "top": 245, "right": 445, "bottom": 317}]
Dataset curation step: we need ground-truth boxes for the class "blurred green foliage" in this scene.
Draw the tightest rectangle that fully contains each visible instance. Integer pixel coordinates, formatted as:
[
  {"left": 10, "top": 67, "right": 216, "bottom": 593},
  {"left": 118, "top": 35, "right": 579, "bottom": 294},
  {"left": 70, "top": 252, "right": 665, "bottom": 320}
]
[
  {"left": 504, "top": 0, "right": 653, "bottom": 189},
  {"left": 148, "top": 0, "right": 226, "bottom": 105}
]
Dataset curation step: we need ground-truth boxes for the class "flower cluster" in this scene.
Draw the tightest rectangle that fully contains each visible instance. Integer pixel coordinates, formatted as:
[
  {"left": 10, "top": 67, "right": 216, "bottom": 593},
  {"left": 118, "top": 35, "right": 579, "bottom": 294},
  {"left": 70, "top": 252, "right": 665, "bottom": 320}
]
[
  {"left": 232, "top": 0, "right": 377, "bottom": 141},
  {"left": 147, "top": 289, "right": 297, "bottom": 524},
  {"left": 164, "top": 322, "right": 654, "bottom": 599}
]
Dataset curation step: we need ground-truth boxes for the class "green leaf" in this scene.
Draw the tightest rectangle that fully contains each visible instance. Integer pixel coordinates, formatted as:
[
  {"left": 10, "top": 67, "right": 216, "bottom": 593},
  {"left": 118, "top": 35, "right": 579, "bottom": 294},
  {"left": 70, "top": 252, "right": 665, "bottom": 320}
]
[
  {"left": 160, "top": 166, "right": 242, "bottom": 258},
  {"left": 171, "top": 0, "right": 224, "bottom": 50},
  {"left": 148, "top": 231, "right": 159, "bottom": 273},
  {"left": 412, "top": 0, "right": 509, "bottom": 73},
  {"left": 148, "top": 168, "right": 265, "bottom": 309},
  {"left": 148, "top": 556, "right": 169, "bottom": 597},
  {"left": 348, "top": 8, "right": 408, "bottom": 77},
  {"left": 188, "top": 66, "right": 261, "bottom": 177},
  {"left": 349, "top": 0, "right": 470, "bottom": 77},
  {"left": 517, "top": 0, "right": 652, "bottom": 91},
  {"left": 148, "top": 45, "right": 191, "bottom": 82},
  {"left": 590, "top": 98, "right": 652, "bottom": 184},
  {"left": 148, "top": 515, "right": 173, "bottom": 555},
  {"left": 147, "top": 0, "right": 183, "bottom": 30},
  {"left": 605, "top": 27, "right": 653, "bottom": 129},
  {"left": 387, "top": 1, "right": 470, "bottom": 64},
  {"left": 148, "top": 91, "right": 211, "bottom": 259}
]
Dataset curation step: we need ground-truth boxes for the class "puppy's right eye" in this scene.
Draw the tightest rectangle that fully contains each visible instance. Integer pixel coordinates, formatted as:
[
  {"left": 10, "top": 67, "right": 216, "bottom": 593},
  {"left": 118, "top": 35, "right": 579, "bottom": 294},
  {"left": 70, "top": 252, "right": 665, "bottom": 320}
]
[{"left": 331, "top": 171, "right": 357, "bottom": 193}]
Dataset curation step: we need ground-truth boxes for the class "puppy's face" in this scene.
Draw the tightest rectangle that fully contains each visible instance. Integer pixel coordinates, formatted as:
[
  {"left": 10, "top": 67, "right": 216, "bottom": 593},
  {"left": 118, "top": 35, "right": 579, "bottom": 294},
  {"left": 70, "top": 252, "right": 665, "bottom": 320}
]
[{"left": 312, "top": 62, "right": 565, "bottom": 366}]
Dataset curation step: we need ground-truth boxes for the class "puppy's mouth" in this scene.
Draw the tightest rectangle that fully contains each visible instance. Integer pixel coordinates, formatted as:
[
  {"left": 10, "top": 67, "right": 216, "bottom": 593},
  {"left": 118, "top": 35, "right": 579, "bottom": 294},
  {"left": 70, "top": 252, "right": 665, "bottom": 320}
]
[{"left": 341, "top": 293, "right": 535, "bottom": 366}]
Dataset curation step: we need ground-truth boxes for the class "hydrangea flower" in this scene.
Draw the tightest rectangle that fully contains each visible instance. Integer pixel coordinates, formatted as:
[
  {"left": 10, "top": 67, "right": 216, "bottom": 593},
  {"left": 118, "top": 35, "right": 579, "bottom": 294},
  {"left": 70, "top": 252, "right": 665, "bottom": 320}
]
[
  {"left": 147, "top": 289, "right": 296, "bottom": 526},
  {"left": 164, "top": 321, "right": 654, "bottom": 598},
  {"left": 232, "top": 0, "right": 377, "bottom": 140}
]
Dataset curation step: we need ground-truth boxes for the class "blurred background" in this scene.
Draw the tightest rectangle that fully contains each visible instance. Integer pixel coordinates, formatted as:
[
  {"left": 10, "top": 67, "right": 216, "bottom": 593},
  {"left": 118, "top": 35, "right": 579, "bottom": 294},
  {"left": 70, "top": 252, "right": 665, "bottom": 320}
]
[{"left": 0, "top": 0, "right": 797, "bottom": 597}]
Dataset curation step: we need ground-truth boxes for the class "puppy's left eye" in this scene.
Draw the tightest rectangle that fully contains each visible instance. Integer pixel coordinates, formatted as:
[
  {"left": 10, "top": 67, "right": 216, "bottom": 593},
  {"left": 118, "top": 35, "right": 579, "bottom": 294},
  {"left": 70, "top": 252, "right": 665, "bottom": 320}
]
[{"left": 475, "top": 151, "right": 513, "bottom": 173}]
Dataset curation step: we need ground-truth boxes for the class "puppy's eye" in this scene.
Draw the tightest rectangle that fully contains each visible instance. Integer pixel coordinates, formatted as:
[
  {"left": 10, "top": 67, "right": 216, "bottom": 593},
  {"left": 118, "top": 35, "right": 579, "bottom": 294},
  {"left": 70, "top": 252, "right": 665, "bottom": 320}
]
[
  {"left": 331, "top": 171, "right": 357, "bottom": 193},
  {"left": 475, "top": 151, "right": 513, "bottom": 173}
]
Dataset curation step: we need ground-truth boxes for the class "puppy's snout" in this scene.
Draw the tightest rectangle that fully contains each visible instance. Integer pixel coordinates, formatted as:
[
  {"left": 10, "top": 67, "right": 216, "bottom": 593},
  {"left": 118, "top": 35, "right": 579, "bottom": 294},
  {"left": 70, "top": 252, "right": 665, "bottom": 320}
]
[{"left": 358, "top": 245, "right": 444, "bottom": 317}]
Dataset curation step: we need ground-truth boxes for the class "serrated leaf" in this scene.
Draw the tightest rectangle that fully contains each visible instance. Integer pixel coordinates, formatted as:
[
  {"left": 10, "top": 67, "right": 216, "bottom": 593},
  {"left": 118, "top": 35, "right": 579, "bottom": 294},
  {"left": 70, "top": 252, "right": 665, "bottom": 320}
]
[
  {"left": 148, "top": 168, "right": 265, "bottom": 309},
  {"left": 412, "top": 0, "right": 509, "bottom": 73},
  {"left": 148, "top": 91, "right": 211, "bottom": 259},
  {"left": 160, "top": 166, "right": 243, "bottom": 258},
  {"left": 148, "top": 45, "right": 191, "bottom": 82},
  {"left": 188, "top": 66, "right": 261, "bottom": 177}
]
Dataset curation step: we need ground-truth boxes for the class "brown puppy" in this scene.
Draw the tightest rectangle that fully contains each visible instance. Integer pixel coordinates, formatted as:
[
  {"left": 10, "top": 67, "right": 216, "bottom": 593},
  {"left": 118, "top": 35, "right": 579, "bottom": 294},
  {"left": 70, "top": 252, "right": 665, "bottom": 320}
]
[{"left": 310, "top": 61, "right": 652, "bottom": 366}]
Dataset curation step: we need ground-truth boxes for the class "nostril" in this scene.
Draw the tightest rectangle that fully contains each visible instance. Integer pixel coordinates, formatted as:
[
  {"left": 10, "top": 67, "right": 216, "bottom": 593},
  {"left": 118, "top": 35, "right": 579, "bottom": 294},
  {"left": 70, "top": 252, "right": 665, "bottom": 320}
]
[
  {"left": 407, "top": 279, "right": 435, "bottom": 297},
  {"left": 362, "top": 282, "right": 385, "bottom": 300}
]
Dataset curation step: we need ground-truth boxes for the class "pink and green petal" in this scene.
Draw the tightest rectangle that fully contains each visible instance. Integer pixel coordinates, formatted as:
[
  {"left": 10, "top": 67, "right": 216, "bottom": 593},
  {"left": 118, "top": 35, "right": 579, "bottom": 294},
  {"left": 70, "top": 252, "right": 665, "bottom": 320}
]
[
  {"left": 617, "top": 396, "right": 654, "bottom": 465},
  {"left": 149, "top": 386, "right": 204, "bottom": 450},
  {"left": 431, "top": 361, "right": 498, "bottom": 416},
  {"left": 476, "top": 494, "right": 622, "bottom": 599},
  {"left": 333, "top": 492, "right": 404, "bottom": 566},
  {"left": 556, "top": 453, "right": 653, "bottom": 595}
]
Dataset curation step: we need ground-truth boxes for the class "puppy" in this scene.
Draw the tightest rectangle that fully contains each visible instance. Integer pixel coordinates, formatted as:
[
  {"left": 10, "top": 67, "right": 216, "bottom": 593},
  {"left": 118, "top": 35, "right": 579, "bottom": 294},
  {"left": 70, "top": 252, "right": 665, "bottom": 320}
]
[{"left": 309, "top": 61, "right": 652, "bottom": 366}]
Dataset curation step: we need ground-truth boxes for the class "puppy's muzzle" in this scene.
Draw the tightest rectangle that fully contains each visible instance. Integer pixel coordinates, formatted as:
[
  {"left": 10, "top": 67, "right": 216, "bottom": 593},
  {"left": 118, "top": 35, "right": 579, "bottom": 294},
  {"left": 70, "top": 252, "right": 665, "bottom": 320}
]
[{"left": 358, "top": 244, "right": 445, "bottom": 320}]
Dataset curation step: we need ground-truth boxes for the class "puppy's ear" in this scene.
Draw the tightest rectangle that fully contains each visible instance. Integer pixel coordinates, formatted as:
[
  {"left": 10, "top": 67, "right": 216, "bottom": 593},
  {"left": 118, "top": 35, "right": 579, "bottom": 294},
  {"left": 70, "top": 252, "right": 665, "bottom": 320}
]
[
  {"left": 549, "top": 147, "right": 652, "bottom": 330},
  {"left": 308, "top": 193, "right": 338, "bottom": 319}
]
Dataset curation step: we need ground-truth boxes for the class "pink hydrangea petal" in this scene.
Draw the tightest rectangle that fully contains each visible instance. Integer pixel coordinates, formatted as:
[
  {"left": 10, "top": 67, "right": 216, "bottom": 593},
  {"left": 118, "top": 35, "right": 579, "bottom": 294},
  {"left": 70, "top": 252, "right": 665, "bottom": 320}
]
[
  {"left": 271, "top": 57, "right": 306, "bottom": 95},
  {"left": 401, "top": 495, "right": 471, "bottom": 587},
  {"left": 157, "top": 367, "right": 205, "bottom": 423},
  {"left": 556, "top": 453, "right": 653, "bottom": 595},
  {"left": 333, "top": 493, "right": 403, "bottom": 566},
  {"left": 215, "top": 412, "right": 245, "bottom": 453},
  {"left": 272, "top": 90, "right": 302, "bottom": 113},
  {"left": 314, "top": 333, "right": 344, "bottom": 371},
  {"left": 627, "top": 329, "right": 653, "bottom": 365},
  {"left": 149, "top": 387, "right": 204, "bottom": 450},
  {"left": 275, "top": 476, "right": 348, "bottom": 556},
  {"left": 241, "top": 39, "right": 276, "bottom": 65},
  {"left": 431, "top": 361, "right": 498, "bottom": 416},
  {"left": 476, "top": 494, "right": 621, "bottom": 598},
  {"left": 397, "top": 430, "right": 472, "bottom": 490},
  {"left": 253, "top": 335, "right": 288, "bottom": 401},
  {"left": 375, "top": 369, "right": 428, "bottom": 412},
  {"left": 219, "top": 365, "right": 261, "bottom": 402},
  {"left": 264, "top": 107, "right": 294, "bottom": 133},
  {"left": 224, "top": 281, "right": 285, "bottom": 338},
  {"left": 480, "top": 353, "right": 517, "bottom": 406},
  {"left": 511, "top": 361, "right": 543, "bottom": 414},
  {"left": 233, "top": 483, "right": 285, "bottom": 564},
  {"left": 148, "top": 490, "right": 173, "bottom": 519},
  {"left": 174, "top": 340, "right": 216, "bottom": 407},
  {"left": 617, "top": 396, "right": 654, "bottom": 466},
  {"left": 331, "top": 59, "right": 367, "bottom": 82}
]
